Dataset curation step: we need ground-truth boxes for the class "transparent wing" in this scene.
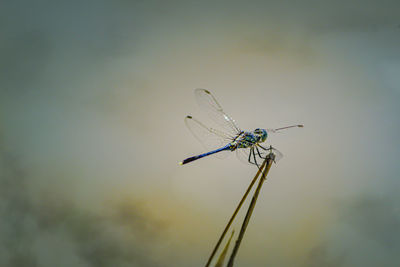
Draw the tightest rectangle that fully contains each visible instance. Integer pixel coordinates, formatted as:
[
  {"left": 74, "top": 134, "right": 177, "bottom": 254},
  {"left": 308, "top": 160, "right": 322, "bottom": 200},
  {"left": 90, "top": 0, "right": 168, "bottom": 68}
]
[
  {"left": 266, "top": 128, "right": 283, "bottom": 136},
  {"left": 184, "top": 116, "right": 233, "bottom": 159},
  {"left": 236, "top": 147, "right": 252, "bottom": 165},
  {"left": 272, "top": 147, "right": 283, "bottom": 162},
  {"left": 267, "top": 125, "right": 303, "bottom": 135},
  {"left": 194, "top": 89, "right": 242, "bottom": 137}
]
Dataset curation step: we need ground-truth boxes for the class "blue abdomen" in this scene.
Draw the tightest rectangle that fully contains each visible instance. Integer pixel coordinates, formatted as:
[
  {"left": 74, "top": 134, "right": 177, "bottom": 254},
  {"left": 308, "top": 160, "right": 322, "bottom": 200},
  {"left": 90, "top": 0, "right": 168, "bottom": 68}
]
[{"left": 180, "top": 144, "right": 231, "bottom": 165}]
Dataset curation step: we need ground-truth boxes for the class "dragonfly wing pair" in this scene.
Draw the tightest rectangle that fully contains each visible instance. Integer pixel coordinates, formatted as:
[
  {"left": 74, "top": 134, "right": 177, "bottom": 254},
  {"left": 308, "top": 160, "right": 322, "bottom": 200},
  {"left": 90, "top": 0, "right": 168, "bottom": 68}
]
[
  {"left": 194, "top": 89, "right": 242, "bottom": 137},
  {"left": 184, "top": 115, "right": 232, "bottom": 159},
  {"left": 185, "top": 89, "right": 242, "bottom": 159},
  {"left": 184, "top": 89, "right": 283, "bottom": 164}
]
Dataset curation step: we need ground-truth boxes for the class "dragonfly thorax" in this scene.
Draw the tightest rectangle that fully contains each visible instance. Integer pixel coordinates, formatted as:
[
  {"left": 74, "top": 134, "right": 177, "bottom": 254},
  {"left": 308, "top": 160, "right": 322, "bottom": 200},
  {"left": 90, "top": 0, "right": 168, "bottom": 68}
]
[{"left": 231, "top": 129, "right": 267, "bottom": 149}]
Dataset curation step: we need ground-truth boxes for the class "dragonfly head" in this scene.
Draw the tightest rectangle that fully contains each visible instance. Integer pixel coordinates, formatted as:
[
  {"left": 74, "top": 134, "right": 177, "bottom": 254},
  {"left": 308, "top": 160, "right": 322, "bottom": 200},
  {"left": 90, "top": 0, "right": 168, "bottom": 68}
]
[{"left": 254, "top": 128, "right": 267, "bottom": 142}]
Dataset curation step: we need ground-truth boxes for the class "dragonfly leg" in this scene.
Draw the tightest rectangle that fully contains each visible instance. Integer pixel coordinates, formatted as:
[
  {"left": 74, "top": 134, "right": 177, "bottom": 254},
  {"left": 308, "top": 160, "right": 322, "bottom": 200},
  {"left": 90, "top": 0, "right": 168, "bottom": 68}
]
[
  {"left": 248, "top": 148, "right": 253, "bottom": 164},
  {"left": 258, "top": 144, "right": 275, "bottom": 157},
  {"left": 259, "top": 144, "right": 278, "bottom": 163},
  {"left": 247, "top": 148, "right": 256, "bottom": 165},
  {"left": 257, "top": 144, "right": 269, "bottom": 151},
  {"left": 255, "top": 146, "right": 264, "bottom": 159},
  {"left": 252, "top": 147, "right": 261, "bottom": 169},
  {"left": 253, "top": 146, "right": 268, "bottom": 177}
]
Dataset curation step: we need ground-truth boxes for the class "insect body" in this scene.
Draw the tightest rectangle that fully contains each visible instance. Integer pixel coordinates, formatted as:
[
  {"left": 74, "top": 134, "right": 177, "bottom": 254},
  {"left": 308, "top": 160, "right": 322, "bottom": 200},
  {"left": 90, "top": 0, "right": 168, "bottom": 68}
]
[{"left": 180, "top": 89, "right": 302, "bottom": 168}]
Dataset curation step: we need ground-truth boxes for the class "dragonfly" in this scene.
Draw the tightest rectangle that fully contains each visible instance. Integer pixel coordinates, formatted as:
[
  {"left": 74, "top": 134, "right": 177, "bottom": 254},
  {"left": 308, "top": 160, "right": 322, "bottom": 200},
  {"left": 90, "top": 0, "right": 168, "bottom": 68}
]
[{"left": 179, "top": 89, "right": 303, "bottom": 168}]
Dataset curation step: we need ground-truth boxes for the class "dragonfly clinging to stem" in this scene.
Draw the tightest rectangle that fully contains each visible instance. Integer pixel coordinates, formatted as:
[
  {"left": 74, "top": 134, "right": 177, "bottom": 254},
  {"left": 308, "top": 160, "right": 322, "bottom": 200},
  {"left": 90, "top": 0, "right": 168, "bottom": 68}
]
[{"left": 179, "top": 89, "right": 303, "bottom": 168}]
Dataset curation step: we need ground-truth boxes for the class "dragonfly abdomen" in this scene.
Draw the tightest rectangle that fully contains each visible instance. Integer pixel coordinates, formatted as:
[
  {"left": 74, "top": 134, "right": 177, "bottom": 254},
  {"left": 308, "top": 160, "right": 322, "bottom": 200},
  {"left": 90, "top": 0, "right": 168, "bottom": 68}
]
[{"left": 180, "top": 144, "right": 231, "bottom": 165}]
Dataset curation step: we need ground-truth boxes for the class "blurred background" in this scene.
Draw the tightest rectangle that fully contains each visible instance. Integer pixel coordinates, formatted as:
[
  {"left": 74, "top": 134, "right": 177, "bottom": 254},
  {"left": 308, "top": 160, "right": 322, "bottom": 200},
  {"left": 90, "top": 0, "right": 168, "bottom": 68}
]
[{"left": 1, "top": 1, "right": 399, "bottom": 266}]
